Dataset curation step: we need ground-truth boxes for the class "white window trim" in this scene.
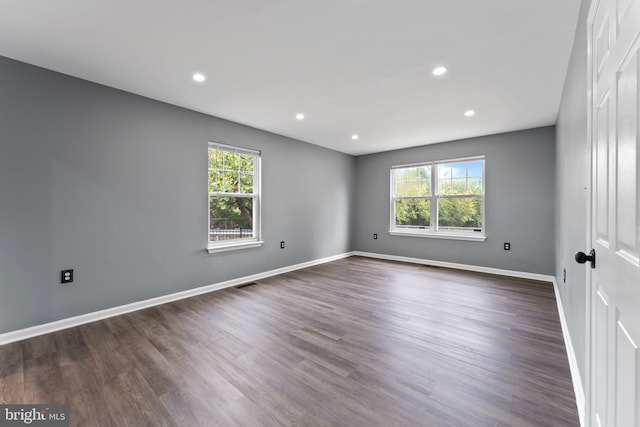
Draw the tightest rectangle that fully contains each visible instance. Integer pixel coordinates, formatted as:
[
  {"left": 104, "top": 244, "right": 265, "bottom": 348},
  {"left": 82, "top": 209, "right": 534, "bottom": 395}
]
[
  {"left": 389, "top": 155, "right": 486, "bottom": 241},
  {"left": 207, "top": 142, "right": 263, "bottom": 254},
  {"left": 207, "top": 239, "right": 265, "bottom": 254},
  {"left": 389, "top": 230, "right": 487, "bottom": 242}
]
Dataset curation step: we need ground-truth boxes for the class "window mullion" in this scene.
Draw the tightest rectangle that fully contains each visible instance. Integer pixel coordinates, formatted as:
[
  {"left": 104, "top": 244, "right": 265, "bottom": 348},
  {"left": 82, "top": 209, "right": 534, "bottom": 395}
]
[
  {"left": 237, "top": 159, "right": 241, "bottom": 193},
  {"left": 210, "top": 191, "right": 255, "bottom": 197},
  {"left": 438, "top": 194, "right": 481, "bottom": 199},
  {"left": 432, "top": 163, "right": 437, "bottom": 232}
]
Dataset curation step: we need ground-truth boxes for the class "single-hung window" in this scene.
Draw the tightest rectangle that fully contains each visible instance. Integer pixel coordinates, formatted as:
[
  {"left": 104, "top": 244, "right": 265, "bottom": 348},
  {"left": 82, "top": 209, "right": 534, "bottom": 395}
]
[
  {"left": 208, "top": 142, "right": 262, "bottom": 253},
  {"left": 390, "top": 156, "right": 485, "bottom": 241}
]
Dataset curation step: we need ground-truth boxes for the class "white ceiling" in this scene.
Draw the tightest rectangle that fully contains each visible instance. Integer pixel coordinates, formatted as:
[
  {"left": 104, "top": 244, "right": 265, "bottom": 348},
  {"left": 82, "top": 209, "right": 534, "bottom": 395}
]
[{"left": 0, "top": 0, "right": 581, "bottom": 155}]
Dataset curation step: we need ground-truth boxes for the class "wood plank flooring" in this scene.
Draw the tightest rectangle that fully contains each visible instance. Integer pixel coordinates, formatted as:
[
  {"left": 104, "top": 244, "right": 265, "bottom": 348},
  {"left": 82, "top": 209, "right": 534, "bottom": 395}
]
[{"left": 0, "top": 256, "right": 579, "bottom": 426}]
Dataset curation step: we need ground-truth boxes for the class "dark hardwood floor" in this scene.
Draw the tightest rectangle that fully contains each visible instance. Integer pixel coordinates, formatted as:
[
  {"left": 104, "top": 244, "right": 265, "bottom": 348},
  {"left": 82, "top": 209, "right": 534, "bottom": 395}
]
[{"left": 0, "top": 256, "right": 579, "bottom": 426}]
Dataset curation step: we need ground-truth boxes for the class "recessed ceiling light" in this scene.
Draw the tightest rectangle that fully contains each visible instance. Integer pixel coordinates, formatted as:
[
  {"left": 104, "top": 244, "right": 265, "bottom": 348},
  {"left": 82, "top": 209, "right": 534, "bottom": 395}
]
[
  {"left": 351, "top": 134, "right": 359, "bottom": 140},
  {"left": 464, "top": 110, "right": 476, "bottom": 117},
  {"left": 192, "top": 73, "right": 206, "bottom": 83},
  {"left": 296, "top": 113, "right": 305, "bottom": 120},
  {"left": 432, "top": 66, "right": 447, "bottom": 76}
]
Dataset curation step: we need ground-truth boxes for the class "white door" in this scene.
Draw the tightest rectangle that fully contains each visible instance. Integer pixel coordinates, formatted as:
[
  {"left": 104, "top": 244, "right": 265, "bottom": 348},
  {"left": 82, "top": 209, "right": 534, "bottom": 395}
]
[{"left": 588, "top": 0, "right": 640, "bottom": 425}]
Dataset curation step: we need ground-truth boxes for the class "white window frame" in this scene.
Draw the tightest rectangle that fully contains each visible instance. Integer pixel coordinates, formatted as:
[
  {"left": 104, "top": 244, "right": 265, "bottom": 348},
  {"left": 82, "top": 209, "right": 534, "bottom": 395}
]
[
  {"left": 207, "top": 142, "right": 263, "bottom": 254},
  {"left": 389, "top": 155, "right": 486, "bottom": 241}
]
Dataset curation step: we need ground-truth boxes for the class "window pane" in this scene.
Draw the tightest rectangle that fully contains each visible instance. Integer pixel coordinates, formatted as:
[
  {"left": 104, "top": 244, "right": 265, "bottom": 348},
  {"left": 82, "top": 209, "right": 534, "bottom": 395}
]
[
  {"left": 395, "top": 199, "right": 431, "bottom": 228},
  {"left": 406, "top": 168, "right": 418, "bottom": 180},
  {"left": 451, "top": 178, "right": 467, "bottom": 194},
  {"left": 240, "top": 173, "right": 253, "bottom": 194},
  {"left": 209, "top": 148, "right": 256, "bottom": 195},
  {"left": 208, "top": 169, "right": 218, "bottom": 192},
  {"left": 439, "top": 163, "right": 454, "bottom": 179},
  {"left": 467, "top": 160, "right": 483, "bottom": 177},
  {"left": 441, "top": 160, "right": 483, "bottom": 178},
  {"left": 418, "top": 166, "right": 431, "bottom": 195},
  {"left": 396, "top": 177, "right": 407, "bottom": 197},
  {"left": 239, "top": 153, "right": 254, "bottom": 172},
  {"left": 209, "top": 196, "right": 254, "bottom": 241},
  {"left": 224, "top": 172, "right": 239, "bottom": 193},
  {"left": 437, "top": 197, "right": 482, "bottom": 230},
  {"left": 223, "top": 151, "right": 236, "bottom": 169},
  {"left": 208, "top": 149, "right": 217, "bottom": 169},
  {"left": 451, "top": 163, "right": 467, "bottom": 178},
  {"left": 468, "top": 177, "right": 483, "bottom": 194},
  {"left": 437, "top": 160, "right": 483, "bottom": 196},
  {"left": 439, "top": 178, "right": 452, "bottom": 195},
  {"left": 394, "top": 166, "right": 431, "bottom": 197},
  {"left": 211, "top": 149, "right": 226, "bottom": 169}
]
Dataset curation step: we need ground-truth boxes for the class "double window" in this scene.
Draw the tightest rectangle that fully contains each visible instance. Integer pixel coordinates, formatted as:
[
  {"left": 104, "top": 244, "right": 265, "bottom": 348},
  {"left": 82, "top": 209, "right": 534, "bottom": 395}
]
[
  {"left": 207, "top": 142, "right": 262, "bottom": 253},
  {"left": 390, "top": 156, "right": 485, "bottom": 240}
]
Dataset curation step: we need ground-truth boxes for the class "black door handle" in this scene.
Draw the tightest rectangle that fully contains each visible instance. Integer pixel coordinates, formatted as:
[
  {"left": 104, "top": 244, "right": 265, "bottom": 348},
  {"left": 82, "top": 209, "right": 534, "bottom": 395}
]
[{"left": 575, "top": 249, "right": 596, "bottom": 269}]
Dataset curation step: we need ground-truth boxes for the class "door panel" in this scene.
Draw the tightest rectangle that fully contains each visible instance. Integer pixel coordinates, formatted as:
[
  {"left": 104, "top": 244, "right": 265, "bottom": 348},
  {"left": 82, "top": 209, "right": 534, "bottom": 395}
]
[
  {"left": 615, "top": 319, "right": 638, "bottom": 426},
  {"left": 595, "top": 289, "right": 609, "bottom": 426},
  {"left": 596, "top": 95, "right": 610, "bottom": 244},
  {"left": 589, "top": 0, "right": 640, "bottom": 425},
  {"left": 619, "top": 0, "right": 633, "bottom": 29},
  {"left": 596, "top": 7, "right": 611, "bottom": 79},
  {"left": 616, "top": 50, "right": 638, "bottom": 260}
]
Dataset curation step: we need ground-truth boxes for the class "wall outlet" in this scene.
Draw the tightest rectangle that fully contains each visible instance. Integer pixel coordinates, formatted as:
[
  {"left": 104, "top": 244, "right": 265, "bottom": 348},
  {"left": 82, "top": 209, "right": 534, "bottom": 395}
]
[
  {"left": 280, "top": 241, "right": 285, "bottom": 249},
  {"left": 61, "top": 269, "right": 74, "bottom": 283},
  {"left": 504, "top": 242, "right": 511, "bottom": 251},
  {"left": 373, "top": 233, "right": 378, "bottom": 240}
]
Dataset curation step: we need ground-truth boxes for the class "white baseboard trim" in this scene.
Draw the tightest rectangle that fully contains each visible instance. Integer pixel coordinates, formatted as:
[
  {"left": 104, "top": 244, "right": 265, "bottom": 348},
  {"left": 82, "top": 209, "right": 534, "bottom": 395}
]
[
  {"left": 353, "top": 251, "right": 555, "bottom": 282},
  {"left": 552, "top": 278, "right": 586, "bottom": 426},
  {"left": 0, "top": 251, "right": 355, "bottom": 346}
]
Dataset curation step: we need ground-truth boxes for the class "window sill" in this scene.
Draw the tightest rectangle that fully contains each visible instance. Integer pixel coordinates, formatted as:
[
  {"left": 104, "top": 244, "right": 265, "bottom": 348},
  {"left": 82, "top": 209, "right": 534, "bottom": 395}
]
[
  {"left": 207, "top": 240, "right": 264, "bottom": 254},
  {"left": 389, "top": 230, "right": 487, "bottom": 242}
]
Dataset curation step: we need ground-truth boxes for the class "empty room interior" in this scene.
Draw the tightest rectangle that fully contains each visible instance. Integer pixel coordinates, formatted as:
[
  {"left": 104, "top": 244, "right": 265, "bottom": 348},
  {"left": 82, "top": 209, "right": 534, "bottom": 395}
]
[{"left": 2, "top": 0, "right": 640, "bottom": 426}]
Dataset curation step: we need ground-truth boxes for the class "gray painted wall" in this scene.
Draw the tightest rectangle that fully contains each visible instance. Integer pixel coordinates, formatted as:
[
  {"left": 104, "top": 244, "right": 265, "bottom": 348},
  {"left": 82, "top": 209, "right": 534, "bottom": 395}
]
[
  {"left": 0, "top": 53, "right": 561, "bottom": 336},
  {"left": 354, "top": 127, "right": 556, "bottom": 275},
  {"left": 0, "top": 56, "right": 355, "bottom": 334},
  {"left": 555, "top": 0, "right": 591, "bottom": 381}
]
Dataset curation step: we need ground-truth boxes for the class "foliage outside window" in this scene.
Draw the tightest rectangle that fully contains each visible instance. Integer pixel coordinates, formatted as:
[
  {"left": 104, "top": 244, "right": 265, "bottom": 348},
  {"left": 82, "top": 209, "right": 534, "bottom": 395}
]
[
  {"left": 390, "top": 156, "right": 485, "bottom": 240},
  {"left": 208, "top": 142, "right": 261, "bottom": 252}
]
